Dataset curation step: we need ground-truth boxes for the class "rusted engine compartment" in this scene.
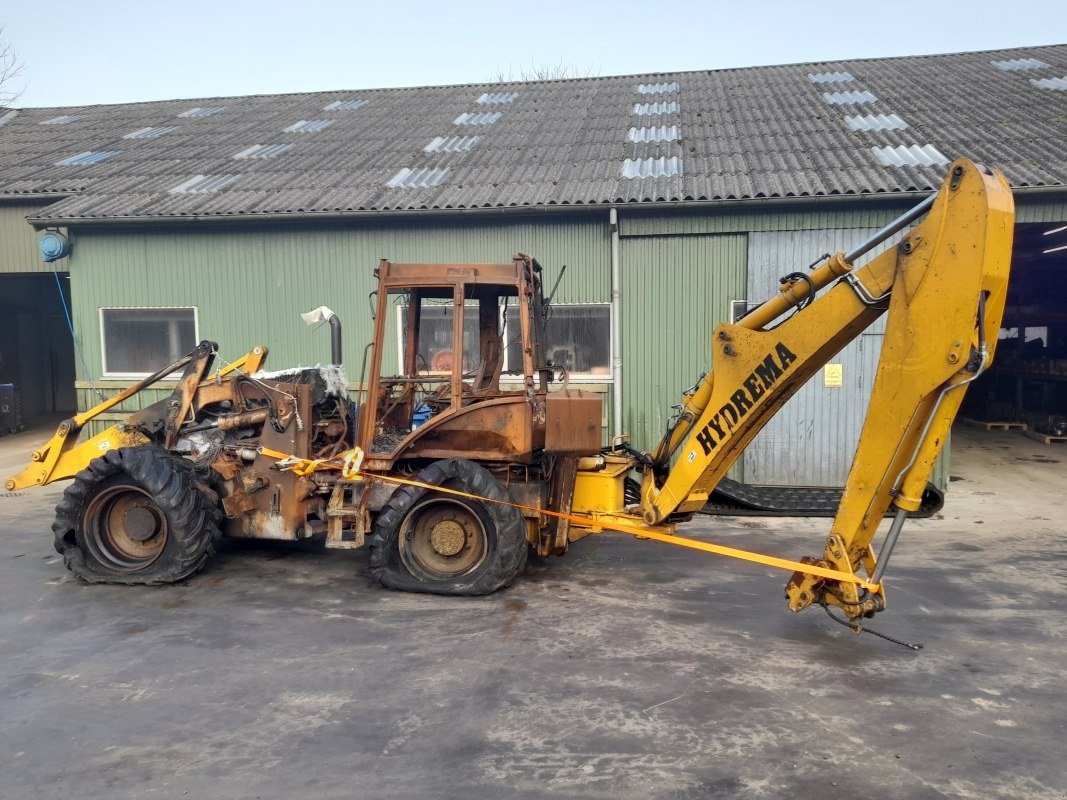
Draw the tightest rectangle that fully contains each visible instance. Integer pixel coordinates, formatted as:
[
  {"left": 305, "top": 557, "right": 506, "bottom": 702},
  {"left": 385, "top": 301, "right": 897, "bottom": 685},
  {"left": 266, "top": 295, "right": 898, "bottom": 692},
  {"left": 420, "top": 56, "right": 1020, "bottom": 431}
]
[{"left": 117, "top": 355, "right": 352, "bottom": 542}]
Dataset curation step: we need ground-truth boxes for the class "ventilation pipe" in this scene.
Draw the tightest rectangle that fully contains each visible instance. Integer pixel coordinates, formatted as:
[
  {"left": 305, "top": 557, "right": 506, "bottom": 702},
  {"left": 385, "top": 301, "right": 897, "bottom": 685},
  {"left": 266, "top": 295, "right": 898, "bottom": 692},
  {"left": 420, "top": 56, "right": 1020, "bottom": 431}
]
[
  {"left": 301, "top": 306, "right": 343, "bottom": 366},
  {"left": 609, "top": 207, "right": 622, "bottom": 439}
]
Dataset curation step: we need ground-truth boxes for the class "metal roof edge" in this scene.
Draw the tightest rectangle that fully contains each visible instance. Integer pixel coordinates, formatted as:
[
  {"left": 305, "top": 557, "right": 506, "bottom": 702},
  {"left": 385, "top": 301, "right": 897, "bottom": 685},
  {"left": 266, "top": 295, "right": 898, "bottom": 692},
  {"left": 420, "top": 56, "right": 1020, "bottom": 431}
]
[
  {"left": 0, "top": 192, "right": 75, "bottom": 205},
  {"left": 23, "top": 196, "right": 920, "bottom": 228},
  {"left": 26, "top": 185, "right": 1067, "bottom": 229}
]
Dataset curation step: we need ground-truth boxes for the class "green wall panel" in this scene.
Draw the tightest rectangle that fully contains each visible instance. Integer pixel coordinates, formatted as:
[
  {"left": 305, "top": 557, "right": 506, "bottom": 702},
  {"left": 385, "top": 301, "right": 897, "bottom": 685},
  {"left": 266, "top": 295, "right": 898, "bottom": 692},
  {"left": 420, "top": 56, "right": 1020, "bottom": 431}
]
[
  {"left": 61, "top": 192, "right": 1066, "bottom": 475},
  {"left": 68, "top": 214, "right": 611, "bottom": 383},
  {"left": 0, "top": 203, "right": 62, "bottom": 273},
  {"left": 619, "top": 202, "right": 913, "bottom": 238},
  {"left": 619, "top": 233, "right": 747, "bottom": 451},
  {"left": 620, "top": 195, "right": 1067, "bottom": 237},
  {"left": 1015, "top": 199, "right": 1067, "bottom": 223}
]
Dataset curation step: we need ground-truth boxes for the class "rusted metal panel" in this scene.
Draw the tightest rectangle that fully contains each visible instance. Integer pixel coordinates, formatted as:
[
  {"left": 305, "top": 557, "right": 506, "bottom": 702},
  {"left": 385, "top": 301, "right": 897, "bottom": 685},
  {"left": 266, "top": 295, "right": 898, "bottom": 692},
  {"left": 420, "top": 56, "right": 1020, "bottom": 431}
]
[
  {"left": 542, "top": 455, "right": 577, "bottom": 556},
  {"left": 378, "top": 397, "right": 536, "bottom": 465},
  {"left": 544, "top": 392, "right": 602, "bottom": 455}
]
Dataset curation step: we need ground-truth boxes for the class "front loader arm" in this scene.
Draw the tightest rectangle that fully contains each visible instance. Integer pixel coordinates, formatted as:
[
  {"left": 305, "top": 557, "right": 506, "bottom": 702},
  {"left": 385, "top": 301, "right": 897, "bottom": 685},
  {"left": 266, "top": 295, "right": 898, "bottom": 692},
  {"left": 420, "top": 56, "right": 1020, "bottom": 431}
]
[
  {"left": 640, "top": 159, "right": 1014, "bottom": 620},
  {"left": 5, "top": 343, "right": 268, "bottom": 491}
]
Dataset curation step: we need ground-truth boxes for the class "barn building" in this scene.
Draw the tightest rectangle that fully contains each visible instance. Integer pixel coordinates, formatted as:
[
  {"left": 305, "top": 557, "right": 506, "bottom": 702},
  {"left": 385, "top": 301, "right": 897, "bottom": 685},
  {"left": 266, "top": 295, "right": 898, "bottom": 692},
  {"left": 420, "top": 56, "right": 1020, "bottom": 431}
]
[{"left": 1, "top": 44, "right": 1065, "bottom": 490}]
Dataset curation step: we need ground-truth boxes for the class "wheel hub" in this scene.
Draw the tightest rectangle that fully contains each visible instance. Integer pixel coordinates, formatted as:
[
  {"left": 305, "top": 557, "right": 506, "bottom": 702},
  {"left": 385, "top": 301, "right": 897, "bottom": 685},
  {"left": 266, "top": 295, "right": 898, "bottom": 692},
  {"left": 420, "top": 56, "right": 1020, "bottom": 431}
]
[
  {"left": 429, "top": 520, "right": 466, "bottom": 556},
  {"left": 123, "top": 505, "right": 162, "bottom": 542},
  {"left": 84, "top": 484, "right": 168, "bottom": 571},
  {"left": 398, "top": 498, "right": 489, "bottom": 581}
]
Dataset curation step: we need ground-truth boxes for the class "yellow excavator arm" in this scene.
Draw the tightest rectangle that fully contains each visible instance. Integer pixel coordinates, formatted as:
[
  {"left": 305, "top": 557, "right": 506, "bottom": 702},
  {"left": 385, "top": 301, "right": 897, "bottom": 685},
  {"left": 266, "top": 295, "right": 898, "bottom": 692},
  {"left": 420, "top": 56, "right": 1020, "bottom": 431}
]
[{"left": 637, "top": 159, "right": 1014, "bottom": 619}]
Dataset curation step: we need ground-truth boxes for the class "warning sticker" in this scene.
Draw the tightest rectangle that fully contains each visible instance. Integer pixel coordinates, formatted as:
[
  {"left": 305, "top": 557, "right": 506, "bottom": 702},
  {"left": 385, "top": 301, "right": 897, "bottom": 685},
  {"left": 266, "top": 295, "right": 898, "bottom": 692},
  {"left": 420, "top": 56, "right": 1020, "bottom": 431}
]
[{"left": 824, "top": 363, "right": 843, "bottom": 389}]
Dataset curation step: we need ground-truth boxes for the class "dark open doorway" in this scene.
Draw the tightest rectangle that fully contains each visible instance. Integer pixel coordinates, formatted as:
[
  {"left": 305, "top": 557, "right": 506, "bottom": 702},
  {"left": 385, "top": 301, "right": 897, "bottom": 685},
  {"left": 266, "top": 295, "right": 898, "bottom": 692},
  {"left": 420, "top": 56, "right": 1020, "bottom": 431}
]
[
  {"left": 0, "top": 273, "right": 77, "bottom": 428},
  {"left": 961, "top": 221, "right": 1067, "bottom": 437}
]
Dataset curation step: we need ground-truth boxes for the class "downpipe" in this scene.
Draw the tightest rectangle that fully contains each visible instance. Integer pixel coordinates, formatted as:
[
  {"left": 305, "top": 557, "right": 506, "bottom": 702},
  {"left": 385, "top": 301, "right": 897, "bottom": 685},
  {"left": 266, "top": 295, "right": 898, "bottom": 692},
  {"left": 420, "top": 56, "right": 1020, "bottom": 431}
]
[{"left": 609, "top": 207, "right": 623, "bottom": 439}]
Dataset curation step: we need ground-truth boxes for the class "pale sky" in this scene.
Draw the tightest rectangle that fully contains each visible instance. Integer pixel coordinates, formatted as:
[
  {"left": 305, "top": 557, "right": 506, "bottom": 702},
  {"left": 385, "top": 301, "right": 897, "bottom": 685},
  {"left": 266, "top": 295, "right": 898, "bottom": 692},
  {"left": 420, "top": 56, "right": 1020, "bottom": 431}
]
[{"left": 3, "top": 0, "right": 1066, "bottom": 108}]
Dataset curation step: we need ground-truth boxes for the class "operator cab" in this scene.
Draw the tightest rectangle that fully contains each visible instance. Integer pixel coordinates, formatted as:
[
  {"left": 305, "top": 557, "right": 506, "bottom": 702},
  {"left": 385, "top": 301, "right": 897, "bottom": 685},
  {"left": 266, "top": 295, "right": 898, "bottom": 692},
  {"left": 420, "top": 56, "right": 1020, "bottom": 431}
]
[{"left": 359, "top": 254, "right": 583, "bottom": 470}]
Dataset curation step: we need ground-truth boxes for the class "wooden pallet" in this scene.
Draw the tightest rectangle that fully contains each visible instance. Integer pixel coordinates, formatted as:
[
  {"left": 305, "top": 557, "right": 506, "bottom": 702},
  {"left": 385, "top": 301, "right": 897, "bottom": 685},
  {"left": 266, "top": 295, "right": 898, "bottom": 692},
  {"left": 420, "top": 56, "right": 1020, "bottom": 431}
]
[
  {"left": 961, "top": 419, "right": 1028, "bottom": 431},
  {"left": 1023, "top": 429, "right": 1067, "bottom": 445}
]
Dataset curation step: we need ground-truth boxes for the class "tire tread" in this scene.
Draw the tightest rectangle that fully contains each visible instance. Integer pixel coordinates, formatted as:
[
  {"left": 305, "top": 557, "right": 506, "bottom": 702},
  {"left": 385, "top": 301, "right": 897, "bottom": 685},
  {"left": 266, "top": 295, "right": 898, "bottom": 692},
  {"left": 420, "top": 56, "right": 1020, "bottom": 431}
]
[
  {"left": 368, "top": 458, "right": 528, "bottom": 596},
  {"left": 51, "top": 446, "right": 222, "bottom": 585}
]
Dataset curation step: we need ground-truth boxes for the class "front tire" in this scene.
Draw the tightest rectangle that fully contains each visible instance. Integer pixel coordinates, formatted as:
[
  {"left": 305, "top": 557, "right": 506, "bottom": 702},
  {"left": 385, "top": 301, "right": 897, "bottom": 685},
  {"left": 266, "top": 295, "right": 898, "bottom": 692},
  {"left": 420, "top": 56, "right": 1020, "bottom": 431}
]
[
  {"left": 369, "top": 459, "right": 528, "bottom": 595},
  {"left": 52, "top": 446, "right": 221, "bottom": 584}
]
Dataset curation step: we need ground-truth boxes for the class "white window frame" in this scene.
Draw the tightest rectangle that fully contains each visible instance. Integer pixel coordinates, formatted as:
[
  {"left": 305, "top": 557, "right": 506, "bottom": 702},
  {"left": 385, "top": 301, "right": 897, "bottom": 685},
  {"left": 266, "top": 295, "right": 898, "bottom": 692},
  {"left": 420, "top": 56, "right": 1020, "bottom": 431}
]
[
  {"left": 396, "top": 301, "right": 614, "bottom": 384},
  {"left": 99, "top": 306, "right": 200, "bottom": 379},
  {"left": 513, "top": 301, "right": 613, "bottom": 384}
]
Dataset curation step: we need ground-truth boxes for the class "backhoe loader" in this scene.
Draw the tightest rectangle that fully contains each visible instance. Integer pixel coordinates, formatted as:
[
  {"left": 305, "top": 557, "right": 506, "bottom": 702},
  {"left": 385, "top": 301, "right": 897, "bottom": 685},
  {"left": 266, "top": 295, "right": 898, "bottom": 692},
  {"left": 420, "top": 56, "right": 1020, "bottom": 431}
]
[{"left": 7, "top": 159, "right": 1014, "bottom": 624}]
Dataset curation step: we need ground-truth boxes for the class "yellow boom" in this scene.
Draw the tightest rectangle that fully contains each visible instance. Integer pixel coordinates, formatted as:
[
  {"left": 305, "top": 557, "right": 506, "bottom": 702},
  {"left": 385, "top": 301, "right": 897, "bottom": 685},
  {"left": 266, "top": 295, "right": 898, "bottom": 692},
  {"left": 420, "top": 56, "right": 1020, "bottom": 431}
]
[{"left": 598, "top": 158, "right": 1013, "bottom": 619}]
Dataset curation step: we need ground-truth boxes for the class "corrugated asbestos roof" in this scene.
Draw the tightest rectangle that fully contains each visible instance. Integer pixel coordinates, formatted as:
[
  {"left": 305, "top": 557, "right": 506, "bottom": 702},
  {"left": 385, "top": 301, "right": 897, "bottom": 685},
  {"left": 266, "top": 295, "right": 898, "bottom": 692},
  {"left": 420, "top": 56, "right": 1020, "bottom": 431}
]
[{"left": 1, "top": 44, "right": 1065, "bottom": 223}]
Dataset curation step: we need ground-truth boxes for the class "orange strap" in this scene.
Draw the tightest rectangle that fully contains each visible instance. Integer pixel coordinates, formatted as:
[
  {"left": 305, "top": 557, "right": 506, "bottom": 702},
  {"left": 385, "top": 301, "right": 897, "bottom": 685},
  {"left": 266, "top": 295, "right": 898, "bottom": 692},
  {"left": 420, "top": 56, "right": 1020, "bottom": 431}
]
[{"left": 260, "top": 447, "right": 878, "bottom": 591}]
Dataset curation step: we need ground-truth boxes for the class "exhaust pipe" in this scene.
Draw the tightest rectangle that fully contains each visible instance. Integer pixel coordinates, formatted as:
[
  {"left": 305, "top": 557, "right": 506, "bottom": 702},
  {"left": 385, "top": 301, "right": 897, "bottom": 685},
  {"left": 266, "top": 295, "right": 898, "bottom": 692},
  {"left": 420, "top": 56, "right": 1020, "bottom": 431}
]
[{"left": 300, "top": 306, "right": 343, "bottom": 365}]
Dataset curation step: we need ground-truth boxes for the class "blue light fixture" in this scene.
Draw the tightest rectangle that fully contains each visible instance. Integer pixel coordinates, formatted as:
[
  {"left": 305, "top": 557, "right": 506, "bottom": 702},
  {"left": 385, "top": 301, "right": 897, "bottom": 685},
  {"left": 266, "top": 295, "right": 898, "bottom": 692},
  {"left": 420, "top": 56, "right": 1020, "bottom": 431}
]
[{"left": 39, "top": 230, "right": 71, "bottom": 262}]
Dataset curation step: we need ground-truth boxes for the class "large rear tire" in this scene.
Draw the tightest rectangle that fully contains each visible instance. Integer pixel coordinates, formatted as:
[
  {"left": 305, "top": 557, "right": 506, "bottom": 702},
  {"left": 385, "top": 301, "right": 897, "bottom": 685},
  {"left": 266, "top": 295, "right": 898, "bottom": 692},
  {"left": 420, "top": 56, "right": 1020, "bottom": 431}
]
[
  {"left": 52, "top": 446, "right": 222, "bottom": 585},
  {"left": 369, "top": 458, "right": 528, "bottom": 595}
]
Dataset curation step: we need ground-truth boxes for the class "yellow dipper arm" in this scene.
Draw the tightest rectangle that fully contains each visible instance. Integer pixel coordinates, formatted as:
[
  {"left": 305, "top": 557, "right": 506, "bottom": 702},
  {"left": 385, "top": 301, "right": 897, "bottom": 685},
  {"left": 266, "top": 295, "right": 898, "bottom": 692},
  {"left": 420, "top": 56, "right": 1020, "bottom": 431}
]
[{"left": 640, "top": 159, "right": 1014, "bottom": 619}]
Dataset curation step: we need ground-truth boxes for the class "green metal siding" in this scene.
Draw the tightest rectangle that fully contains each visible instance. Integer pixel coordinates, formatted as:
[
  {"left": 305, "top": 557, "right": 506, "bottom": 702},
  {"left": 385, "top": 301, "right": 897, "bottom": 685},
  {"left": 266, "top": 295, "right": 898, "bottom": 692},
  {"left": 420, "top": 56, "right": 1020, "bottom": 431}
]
[
  {"left": 620, "top": 233, "right": 747, "bottom": 451},
  {"left": 0, "top": 203, "right": 62, "bottom": 273},
  {"left": 68, "top": 215, "right": 610, "bottom": 382},
  {"left": 63, "top": 192, "right": 1067, "bottom": 456},
  {"left": 620, "top": 203, "right": 914, "bottom": 237},
  {"left": 621, "top": 195, "right": 1067, "bottom": 237},
  {"left": 68, "top": 214, "right": 614, "bottom": 435}
]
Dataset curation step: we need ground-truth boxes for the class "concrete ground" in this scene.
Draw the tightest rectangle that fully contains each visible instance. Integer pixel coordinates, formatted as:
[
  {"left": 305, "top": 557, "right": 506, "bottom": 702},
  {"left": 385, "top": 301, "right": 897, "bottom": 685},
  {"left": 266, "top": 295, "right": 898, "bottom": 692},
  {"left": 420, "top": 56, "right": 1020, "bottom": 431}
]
[{"left": 0, "top": 421, "right": 1064, "bottom": 800}]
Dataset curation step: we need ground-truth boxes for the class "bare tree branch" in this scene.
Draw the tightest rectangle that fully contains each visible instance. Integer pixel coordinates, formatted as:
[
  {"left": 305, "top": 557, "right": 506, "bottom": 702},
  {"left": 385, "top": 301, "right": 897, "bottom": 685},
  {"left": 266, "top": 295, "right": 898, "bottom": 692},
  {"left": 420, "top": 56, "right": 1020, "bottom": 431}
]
[
  {"left": 490, "top": 59, "right": 600, "bottom": 83},
  {"left": 0, "top": 25, "right": 26, "bottom": 106}
]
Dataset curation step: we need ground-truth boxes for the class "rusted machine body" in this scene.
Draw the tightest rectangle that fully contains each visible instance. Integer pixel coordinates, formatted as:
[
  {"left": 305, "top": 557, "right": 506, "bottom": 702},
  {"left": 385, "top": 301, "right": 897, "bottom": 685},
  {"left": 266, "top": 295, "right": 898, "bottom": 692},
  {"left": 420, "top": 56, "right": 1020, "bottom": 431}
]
[{"left": 9, "top": 254, "right": 603, "bottom": 589}]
